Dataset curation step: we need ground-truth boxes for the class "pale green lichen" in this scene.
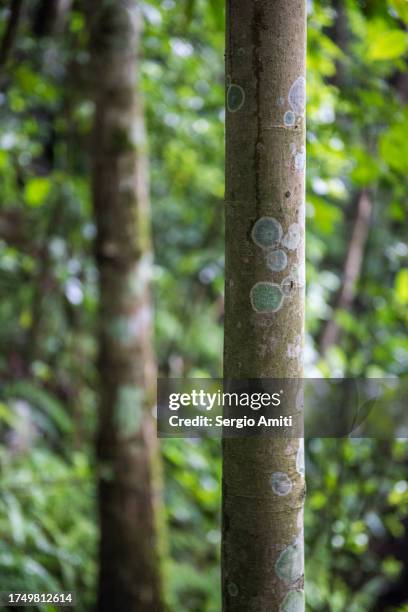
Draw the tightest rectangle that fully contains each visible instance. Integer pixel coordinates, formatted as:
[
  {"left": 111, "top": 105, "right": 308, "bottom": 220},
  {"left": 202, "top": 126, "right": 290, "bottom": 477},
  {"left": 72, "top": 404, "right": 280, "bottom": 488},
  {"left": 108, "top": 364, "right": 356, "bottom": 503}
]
[
  {"left": 128, "top": 254, "right": 152, "bottom": 299},
  {"left": 275, "top": 537, "right": 304, "bottom": 585},
  {"left": 107, "top": 307, "right": 151, "bottom": 345},
  {"left": 252, "top": 217, "right": 283, "bottom": 249},
  {"left": 266, "top": 249, "right": 288, "bottom": 272},
  {"left": 279, "top": 590, "right": 305, "bottom": 612},
  {"left": 250, "top": 282, "right": 284, "bottom": 313},
  {"left": 227, "top": 583, "right": 239, "bottom": 597},
  {"left": 284, "top": 110, "right": 296, "bottom": 127},
  {"left": 107, "top": 316, "right": 133, "bottom": 344},
  {"left": 115, "top": 385, "right": 144, "bottom": 436},
  {"left": 271, "top": 472, "right": 293, "bottom": 496},
  {"left": 227, "top": 84, "right": 245, "bottom": 112}
]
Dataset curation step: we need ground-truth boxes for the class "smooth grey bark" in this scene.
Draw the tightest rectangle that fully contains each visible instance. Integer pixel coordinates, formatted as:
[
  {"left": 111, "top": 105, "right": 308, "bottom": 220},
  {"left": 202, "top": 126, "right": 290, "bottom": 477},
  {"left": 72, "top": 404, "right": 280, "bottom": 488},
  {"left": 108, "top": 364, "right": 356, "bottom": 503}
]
[
  {"left": 89, "top": 1, "right": 164, "bottom": 610},
  {"left": 223, "top": 1, "right": 306, "bottom": 611}
]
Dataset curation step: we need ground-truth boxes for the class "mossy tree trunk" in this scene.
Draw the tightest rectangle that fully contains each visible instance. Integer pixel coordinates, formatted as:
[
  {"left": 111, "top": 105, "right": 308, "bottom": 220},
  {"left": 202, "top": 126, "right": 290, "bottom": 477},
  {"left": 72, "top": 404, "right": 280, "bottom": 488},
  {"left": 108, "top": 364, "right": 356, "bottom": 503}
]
[
  {"left": 223, "top": 1, "right": 306, "bottom": 610},
  {"left": 89, "top": 1, "right": 164, "bottom": 610}
]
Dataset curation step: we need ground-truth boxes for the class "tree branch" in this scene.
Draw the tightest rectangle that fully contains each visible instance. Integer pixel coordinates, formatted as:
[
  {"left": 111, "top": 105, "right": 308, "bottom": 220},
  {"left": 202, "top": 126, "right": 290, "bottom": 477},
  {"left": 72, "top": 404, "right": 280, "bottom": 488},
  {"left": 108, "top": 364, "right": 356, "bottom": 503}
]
[
  {"left": 0, "top": 0, "right": 25, "bottom": 69},
  {"left": 320, "top": 190, "right": 373, "bottom": 355}
]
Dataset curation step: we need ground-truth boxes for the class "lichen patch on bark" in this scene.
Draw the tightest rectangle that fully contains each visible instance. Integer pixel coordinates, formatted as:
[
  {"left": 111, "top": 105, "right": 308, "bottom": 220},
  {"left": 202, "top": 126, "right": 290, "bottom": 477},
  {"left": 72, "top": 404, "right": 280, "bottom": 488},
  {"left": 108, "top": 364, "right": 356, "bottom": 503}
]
[
  {"left": 250, "top": 282, "right": 284, "bottom": 312},
  {"left": 279, "top": 590, "right": 305, "bottom": 612},
  {"left": 227, "top": 83, "right": 246, "bottom": 112},
  {"left": 271, "top": 472, "right": 293, "bottom": 496},
  {"left": 252, "top": 216, "right": 283, "bottom": 249},
  {"left": 275, "top": 537, "right": 304, "bottom": 584},
  {"left": 288, "top": 76, "right": 306, "bottom": 116},
  {"left": 266, "top": 249, "right": 288, "bottom": 272}
]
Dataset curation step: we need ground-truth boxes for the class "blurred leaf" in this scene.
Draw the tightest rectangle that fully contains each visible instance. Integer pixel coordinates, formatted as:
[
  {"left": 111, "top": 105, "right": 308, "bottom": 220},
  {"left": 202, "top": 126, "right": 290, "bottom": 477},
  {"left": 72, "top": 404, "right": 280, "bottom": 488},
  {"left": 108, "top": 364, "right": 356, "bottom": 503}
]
[
  {"left": 24, "top": 178, "right": 51, "bottom": 208},
  {"left": 351, "top": 148, "right": 380, "bottom": 186},
  {"left": 389, "top": 0, "right": 408, "bottom": 25},
  {"left": 380, "top": 114, "right": 408, "bottom": 173},
  {"left": 3, "top": 381, "right": 73, "bottom": 434},
  {"left": 395, "top": 269, "right": 408, "bottom": 304},
  {"left": 367, "top": 29, "right": 408, "bottom": 61}
]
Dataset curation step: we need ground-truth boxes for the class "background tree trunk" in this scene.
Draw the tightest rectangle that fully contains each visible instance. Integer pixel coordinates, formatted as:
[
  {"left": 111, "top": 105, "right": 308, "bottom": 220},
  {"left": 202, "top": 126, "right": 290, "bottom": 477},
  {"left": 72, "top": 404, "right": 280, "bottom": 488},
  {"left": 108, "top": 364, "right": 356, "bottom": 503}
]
[
  {"left": 320, "top": 190, "right": 373, "bottom": 355},
  {"left": 89, "top": 1, "right": 164, "bottom": 610},
  {"left": 223, "top": 1, "right": 306, "bottom": 610}
]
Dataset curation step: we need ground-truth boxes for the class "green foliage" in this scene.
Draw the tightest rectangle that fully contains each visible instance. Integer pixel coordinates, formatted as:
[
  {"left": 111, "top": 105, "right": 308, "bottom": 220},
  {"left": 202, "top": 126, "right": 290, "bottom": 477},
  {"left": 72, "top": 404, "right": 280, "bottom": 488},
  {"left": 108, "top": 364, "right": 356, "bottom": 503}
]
[
  {"left": 24, "top": 178, "right": 52, "bottom": 208},
  {"left": 0, "top": 0, "right": 407, "bottom": 610},
  {"left": 366, "top": 28, "right": 408, "bottom": 61},
  {"left": 0, "top": 445, "right": 97, "bottom": 611}
]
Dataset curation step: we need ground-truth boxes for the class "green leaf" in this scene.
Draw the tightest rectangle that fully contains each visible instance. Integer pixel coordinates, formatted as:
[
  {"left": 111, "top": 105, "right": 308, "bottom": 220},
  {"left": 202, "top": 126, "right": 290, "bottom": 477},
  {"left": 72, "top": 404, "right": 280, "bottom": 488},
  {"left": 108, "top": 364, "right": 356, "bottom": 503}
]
[
  {"left": 395, "top": 269, "right": 408, "bottom": 304},
  {"left": 389, "top": 0, "right": 408, "bottom": 25},
  {"left": 24, "top": 177, "right": 51, "bottom": 207},
  {"left": 0, "top": 401, "right": 16, "bottom": 426},
  {"left": 367, "top": 30, "right": 408, "bottom": 61},
  {"left": 380, "top": 114, "right": 408, "bottom": 173},
  {"left": 351, "top": 148, "right": 380, "bottom": 186},
  {"left": 3, "top": 381, "right": 73, "bottom": 434},
  {"left": 209, "top": 0, "right": 224, "bottom": 28}
]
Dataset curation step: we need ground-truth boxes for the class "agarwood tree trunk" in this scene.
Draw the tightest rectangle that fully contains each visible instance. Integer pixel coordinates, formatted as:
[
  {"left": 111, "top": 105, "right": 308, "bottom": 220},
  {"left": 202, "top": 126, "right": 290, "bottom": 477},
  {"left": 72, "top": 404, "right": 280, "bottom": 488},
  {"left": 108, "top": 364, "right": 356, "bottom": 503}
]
[
  {"left": 89, "top": 2, "right": 164, "bottom": 610},
  {"left": 223, "top": 1, "right": 306, "bottom": 610}
]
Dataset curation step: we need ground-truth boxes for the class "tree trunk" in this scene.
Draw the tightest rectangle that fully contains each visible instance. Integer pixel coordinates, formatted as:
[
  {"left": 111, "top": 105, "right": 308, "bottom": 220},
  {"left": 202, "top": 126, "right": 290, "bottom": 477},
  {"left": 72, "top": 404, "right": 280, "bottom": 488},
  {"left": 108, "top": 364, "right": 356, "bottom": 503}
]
[
  {"left": 320, "top": 190, "right": 373, "bottom": 355},
  {"left": 223, "top": 1, "right": 306, "bottom": 610},
  {"left": 0, "top": 0, "right": 25, "bottom": 69},
  {"left": 89, "top": 2, "right": 164, "bottom": 610}
]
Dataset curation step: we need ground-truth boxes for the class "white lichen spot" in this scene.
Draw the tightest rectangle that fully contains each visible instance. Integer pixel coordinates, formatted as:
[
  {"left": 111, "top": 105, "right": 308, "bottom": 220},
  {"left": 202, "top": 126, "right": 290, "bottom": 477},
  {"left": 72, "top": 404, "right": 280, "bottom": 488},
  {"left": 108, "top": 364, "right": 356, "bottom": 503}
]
[
  {"left": 250, "top": 282, "right": 284, "bottom": 313},
  {"left": 291, "top": 262, "right": 305, "bottom": 288},
  {"left": 259, "top": 335, "right": 276, "bottom": 358},
  {"left": 288, "top": 76, "right": 306, "bottom": 116},
  {"left": 277, "top": 96, "right": 285, "bottom": 106},
  {"left": 296, "top": 439, "right": 305, "bottom": 477},
  {"left": 294, "top": 146, "right": 306, "bottom": 172},
  {"left": 266, "top": 249, "right": 288, "bottom": 272},
  {"left": 275, "top": 536, "right": 304, "bottom": 585},
  {"left": 115, "top": 385, "right": 144, "bottom": 436},
  {"left": 287, "top": 335, "right": 302, "bottom": 359},
  {"left": 284, "top": 110, "right": 296, "bottom": 127},
  {"left": 252, "top": 217, "right": 283, "bottom": 249},
  {"left": 282, "top": 223, "right": 301, "bottom": 251},
  {"left": 271, "top": 472, "right": 293, "bottom": 496},
  {"left": 279, "top": 590, "right": 305, "bottom": 612},
  {"left": 227, "top": 84, "right": 245, "bottom": 112},
  {"left": 228, "top": 583, "right": 239, "bottom": 597},
  {"left": 128, "top": 254, "right": 153, "bottom": 298},
  {"left": 281, "top": 276, "right": 296, "bottom": 297},
  {"left": 297, "top": 508, "right": 304, "bottom": 530}
]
